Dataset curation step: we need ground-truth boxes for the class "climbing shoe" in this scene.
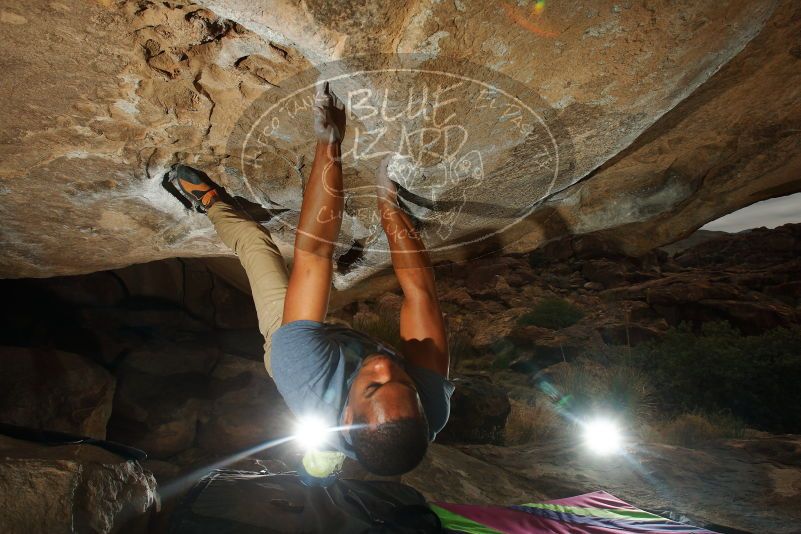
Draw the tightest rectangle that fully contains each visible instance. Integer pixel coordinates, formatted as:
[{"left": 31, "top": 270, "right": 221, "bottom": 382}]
[{"left": 167, "top": 164, "right": 222, "bottom": 213}]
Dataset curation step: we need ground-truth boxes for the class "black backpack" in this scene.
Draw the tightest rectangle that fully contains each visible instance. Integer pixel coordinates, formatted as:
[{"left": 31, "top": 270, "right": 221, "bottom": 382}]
[{"left": 169, "top": 470, "right": 442, "bottom": 534}]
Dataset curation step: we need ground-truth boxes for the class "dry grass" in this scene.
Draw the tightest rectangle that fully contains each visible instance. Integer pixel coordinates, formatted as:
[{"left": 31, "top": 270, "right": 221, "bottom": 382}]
[
  {"left": 507, "top": 361, "right": 747, "bottom": 448},
  {"left": 656, "top": 412, "right": 746, "bottom": 448},
  {"left": 447, "top": 328, "right": 475, "bottom": 372},
  {"left": 504, "top": 399, "right": 563, "bottom": 445},
  {"left": 353, "top": 307, "right": 401, "bottom": 348},
  {"left": 351, "top": 305, "right": 476, "bottom": 371},
  {"left": 544, "top": 360, "right": 655, "bottom": 430}
]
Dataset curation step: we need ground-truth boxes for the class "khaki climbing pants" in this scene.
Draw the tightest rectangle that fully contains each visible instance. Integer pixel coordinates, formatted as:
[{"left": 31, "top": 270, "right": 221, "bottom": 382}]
[{"left": 208, "top": 200, "right": 288, "bottom": 376}]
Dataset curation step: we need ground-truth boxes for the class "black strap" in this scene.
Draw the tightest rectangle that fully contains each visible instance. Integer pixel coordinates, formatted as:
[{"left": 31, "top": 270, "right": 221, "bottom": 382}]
[{"left": 0, "top": 422, "right": 147, "bottom": 460}]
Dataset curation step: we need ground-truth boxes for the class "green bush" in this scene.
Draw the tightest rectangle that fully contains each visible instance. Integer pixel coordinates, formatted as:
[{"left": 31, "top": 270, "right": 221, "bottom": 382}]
[
  {"left": 492, "top": 354, "right": 513, "bottom": 370},
  {"left": 632, "top": 322, "right": 801, "bottom": 433},
  {"left": 518, "top": 298, "right": 584, "bottom": 330}
]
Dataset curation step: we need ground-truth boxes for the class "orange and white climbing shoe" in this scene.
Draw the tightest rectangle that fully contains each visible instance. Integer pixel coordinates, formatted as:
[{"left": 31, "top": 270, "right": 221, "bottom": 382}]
[{"left": 167, "top": 164, "right": 222, "bottom": 213}]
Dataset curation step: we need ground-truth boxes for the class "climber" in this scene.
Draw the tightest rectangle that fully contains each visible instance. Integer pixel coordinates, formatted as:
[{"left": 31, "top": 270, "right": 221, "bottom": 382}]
[{"left": 168, "top": 82, "right": 453, "bottom": 478}]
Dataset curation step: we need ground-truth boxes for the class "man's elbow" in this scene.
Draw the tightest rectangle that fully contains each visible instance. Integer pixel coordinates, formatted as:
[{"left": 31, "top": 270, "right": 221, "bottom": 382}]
[
  {"left": 292, "top": 248, "right": 335, "bottom": 275},
  {"left": 398, "top": 268, "right": 437, "bottom": 299},
  {"left": 294, "top": 237, "right": 335, "bottom": 261}
]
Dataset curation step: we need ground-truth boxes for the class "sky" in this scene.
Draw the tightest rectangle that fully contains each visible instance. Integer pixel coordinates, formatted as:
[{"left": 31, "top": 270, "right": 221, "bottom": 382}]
[{"left": 702, "top": 192, "right": 801, "bottom": 233}]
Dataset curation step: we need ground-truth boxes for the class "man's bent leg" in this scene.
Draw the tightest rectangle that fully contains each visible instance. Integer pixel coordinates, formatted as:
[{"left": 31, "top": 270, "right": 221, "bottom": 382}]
[{"left": 207, "top": 200, "right": 288, "bottom": 376}]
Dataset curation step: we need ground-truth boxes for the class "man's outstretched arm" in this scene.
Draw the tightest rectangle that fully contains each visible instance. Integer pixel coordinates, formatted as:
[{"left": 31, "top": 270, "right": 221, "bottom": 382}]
[
  {"left": 376, "top": 158, "right": 449, "bottom": 377},
  {"left": 282, "top": 83, "right": 346, "bottom": 324}
]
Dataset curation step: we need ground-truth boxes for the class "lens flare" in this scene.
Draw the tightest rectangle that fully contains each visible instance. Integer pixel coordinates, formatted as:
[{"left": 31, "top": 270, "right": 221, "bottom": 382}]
[
  {"left": 582, "top": 418, "right": 623, "bottom": 455},
  {"left": 294, "top": 416, "right": 330, "bottom": 451}
]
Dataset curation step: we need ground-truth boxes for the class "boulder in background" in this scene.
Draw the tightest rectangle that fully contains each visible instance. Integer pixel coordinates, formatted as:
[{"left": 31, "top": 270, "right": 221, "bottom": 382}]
[
  {"left": 0, "top": 347, "right": 115, "bottom": 439},
  {"left": 438, "top": 375, "right": 511, "bottom": 445},
  {"left": 0, "top": 435, "right": 158, "bottom": 534}
]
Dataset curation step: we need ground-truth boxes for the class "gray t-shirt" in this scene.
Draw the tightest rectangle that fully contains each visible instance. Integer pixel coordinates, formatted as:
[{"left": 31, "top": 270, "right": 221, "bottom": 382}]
[{"left": 271, "top": 320, "right": 455, "bottom": 458}]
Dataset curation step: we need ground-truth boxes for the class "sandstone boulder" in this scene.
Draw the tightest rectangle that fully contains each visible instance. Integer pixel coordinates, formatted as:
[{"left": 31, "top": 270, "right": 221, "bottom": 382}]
[
  {"left": 106, "top": 258, "right": 258, "bottom": 330},
  {"left": 210, "top": 278, "right": 260, "bottom": 330},
  {"left": 108, "top": 369, "right": 208, "bottom": 459},
  {"left": 1, "top": 0, "right": 798, "bottom": 290},
  {"left": 38, "top": 272, "right": 128, "bottom": 308},
  {"left": 438, "top": 375, "right": 511, "bottom": 445},
  {"left": 0, "top": 347, "right": 115, "bottom": 439},
  {"left": 0, "top": 435, "right": 158, "bottom": 534},
  {"left": 195, "top": 354, "right": 291, "bottom": 454},
  {"left": 464, "top": 261, "right": 514, "bottom": 292},
  {"left": 216, "top": 328, "right": 266, "bottom": 358},
  {"left": 598, "top": 323, "right": 664, "bottom": 346},
  {"left": 675, "top": 224, "right": 801, "bottom": 269},
  {"left": 508, "top": 323, "right": 598, "bottom": 365},
  {"left": 505, "top": 269, "right": 537, "bottom": 289},
  {"left": 121, "top": 341, "right": 221, "bottom": 377},
  {"left": 403, "top": 443, "right": 546, "bottom": 505},
  {"left": 452, "top": 436, "right": 801, "bottom": 534},
  {"left": 581, "top": 259, "right": 630, "bottom": 288}
]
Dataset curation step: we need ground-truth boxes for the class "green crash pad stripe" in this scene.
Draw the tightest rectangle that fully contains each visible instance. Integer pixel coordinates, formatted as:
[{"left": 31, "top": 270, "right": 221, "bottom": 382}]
[
  {"left": 429, "top": 504, "right": 505, "bottom": 534},
  {"left": 519, "top": 502, "right": 664, "bottom": 521}
]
